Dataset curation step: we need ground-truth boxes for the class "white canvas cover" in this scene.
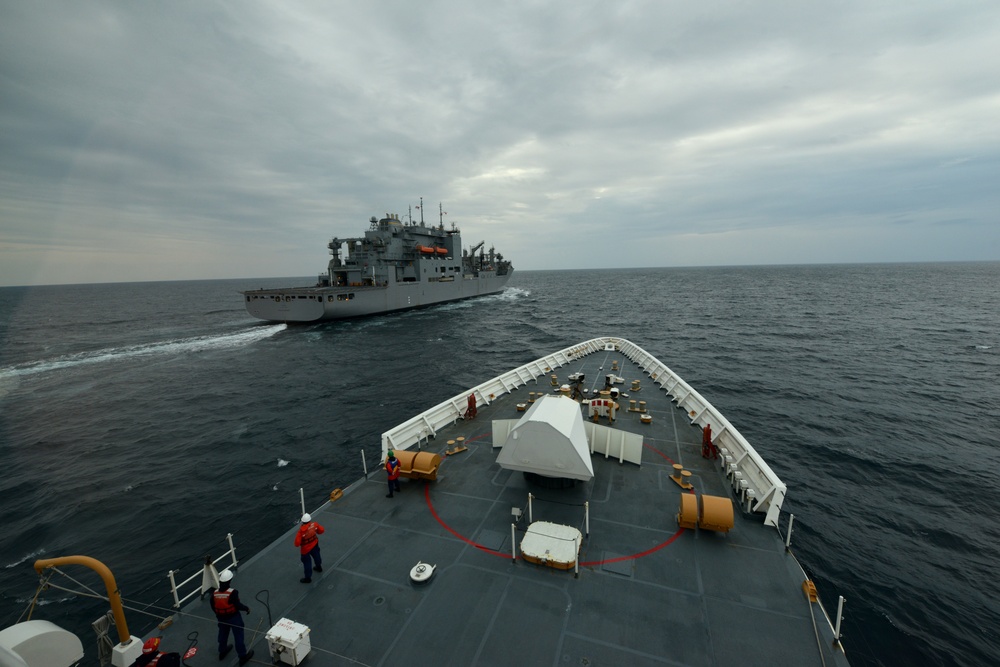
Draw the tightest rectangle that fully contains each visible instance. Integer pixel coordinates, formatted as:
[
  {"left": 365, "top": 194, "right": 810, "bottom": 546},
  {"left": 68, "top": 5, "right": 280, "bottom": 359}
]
[{"left": 495, "top": 395, "right": 595, "bottom": 481}]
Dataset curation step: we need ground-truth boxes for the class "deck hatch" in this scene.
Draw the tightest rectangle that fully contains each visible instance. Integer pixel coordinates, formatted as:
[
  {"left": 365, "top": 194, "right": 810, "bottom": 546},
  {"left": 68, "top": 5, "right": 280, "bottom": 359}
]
[
  {"left": 475, "top": 529, "right": 507, "bottom": 552},
  {"left": 601, "top": 552, "right": 634, "bottom": 577}
]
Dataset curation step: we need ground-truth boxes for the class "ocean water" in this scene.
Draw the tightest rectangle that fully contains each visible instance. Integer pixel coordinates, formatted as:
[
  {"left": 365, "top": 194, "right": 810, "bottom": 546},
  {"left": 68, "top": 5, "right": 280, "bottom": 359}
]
[{"left": 1, "top": 263, "right": 998, "bottom": 666}]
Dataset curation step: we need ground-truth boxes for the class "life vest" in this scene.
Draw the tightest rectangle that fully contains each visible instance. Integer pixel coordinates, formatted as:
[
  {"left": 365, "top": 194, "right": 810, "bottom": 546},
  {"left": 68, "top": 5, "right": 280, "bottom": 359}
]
[
  {"left": 299, "top": 523, "right": 318, "bottom": 548},
  {"left": 386, "top": 458, "right": 400, "bottom": 480},
  {"left": 210, "top": 588, "right": 238, "bottom": 616}
]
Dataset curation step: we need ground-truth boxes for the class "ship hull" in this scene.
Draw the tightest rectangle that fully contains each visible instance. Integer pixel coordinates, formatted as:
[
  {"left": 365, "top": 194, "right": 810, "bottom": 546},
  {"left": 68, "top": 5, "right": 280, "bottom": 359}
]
[
  {"left": 134, "top": 337, "right": 847, "bottom": 667},
  {"left": 244, "top": 270, "right": 513, "bottom": 322}
]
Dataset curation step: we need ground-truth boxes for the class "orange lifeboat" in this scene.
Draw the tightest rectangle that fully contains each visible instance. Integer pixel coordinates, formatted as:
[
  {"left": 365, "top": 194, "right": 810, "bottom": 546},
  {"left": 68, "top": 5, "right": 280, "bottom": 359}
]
[
  {"left": 415, "top": 245, "right": 436, "bottom": 254},
  {"left": 435, "top": 247, "right": 448, "bottom": 255}
]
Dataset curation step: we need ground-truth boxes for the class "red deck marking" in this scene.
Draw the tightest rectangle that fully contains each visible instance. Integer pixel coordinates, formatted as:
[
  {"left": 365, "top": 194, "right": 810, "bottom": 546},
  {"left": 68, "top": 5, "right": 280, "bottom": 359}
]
[
  {"left": 424, "top": 480, "right": 688, "bottom": 566},
  {"left": 643, "top": 441, "right": 675, "bottom": 465},
  {"left": 579, "top": 528, "right": 685, "bottom": 567},
  {"left": 424, "top": 485, "right": 509, "bottom": 558}
]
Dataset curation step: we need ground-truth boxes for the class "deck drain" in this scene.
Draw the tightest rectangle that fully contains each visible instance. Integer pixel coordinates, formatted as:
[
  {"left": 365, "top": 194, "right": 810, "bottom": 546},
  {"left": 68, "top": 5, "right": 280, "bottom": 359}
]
[{"left": 373, "top": 595, "right": 385, "bottom": 606}]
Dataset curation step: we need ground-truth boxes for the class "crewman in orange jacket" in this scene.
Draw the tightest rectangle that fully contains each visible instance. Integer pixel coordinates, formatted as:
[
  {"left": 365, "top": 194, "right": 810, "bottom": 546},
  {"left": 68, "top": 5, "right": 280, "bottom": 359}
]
[
  {"left": 209, "top": 569, "right": 253, "bottom": 665},
  {"left": 295, "top": 513, "right": 325, "bottom": 583}
]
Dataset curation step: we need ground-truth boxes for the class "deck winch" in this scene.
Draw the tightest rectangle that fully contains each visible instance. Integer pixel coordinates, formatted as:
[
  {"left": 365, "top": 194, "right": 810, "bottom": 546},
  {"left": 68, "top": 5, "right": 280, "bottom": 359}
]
[
  {"left": 676, "top": 493, "right": 735, "bottom": 533},
  {"left": 388, "top": 450, "right": 442, "bottom": 480}
]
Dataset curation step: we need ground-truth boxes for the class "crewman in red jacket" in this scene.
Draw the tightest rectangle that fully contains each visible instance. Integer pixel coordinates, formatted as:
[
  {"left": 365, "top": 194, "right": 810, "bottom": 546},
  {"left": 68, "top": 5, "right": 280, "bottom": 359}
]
[
  {"left": 209, "top": 569, "right": 253, "bottom": 665},
  {"left": 294, "top": 513, "right": 325, "bottom": 583},
  {"left": 702, "top": 423, "right": 717, "bottom": 459},
  {"left": 128, "top": 637, "right": 179, "bottom": 667},
  {"left": 385, "top": 451, "right": 401, "bottom": 498}
]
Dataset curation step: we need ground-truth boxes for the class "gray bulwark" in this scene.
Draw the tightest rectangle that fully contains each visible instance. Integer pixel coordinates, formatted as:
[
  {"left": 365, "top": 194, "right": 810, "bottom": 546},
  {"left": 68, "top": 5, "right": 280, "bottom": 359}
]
[{"left": 150, "top": 342, "right": 849, "bottom": 667}]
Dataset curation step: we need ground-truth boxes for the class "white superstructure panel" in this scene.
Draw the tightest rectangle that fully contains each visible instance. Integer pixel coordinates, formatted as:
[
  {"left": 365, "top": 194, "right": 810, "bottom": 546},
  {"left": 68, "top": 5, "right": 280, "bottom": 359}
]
[{"left": 495, "top": 395, "right": 594, "bottom": 481}]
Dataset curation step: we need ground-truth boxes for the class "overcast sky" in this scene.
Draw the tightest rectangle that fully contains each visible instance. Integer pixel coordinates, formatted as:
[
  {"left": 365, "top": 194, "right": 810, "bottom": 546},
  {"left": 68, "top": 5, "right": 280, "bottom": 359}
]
[{"left": 2, "top": 1, "right": 998, "bottom": 286}]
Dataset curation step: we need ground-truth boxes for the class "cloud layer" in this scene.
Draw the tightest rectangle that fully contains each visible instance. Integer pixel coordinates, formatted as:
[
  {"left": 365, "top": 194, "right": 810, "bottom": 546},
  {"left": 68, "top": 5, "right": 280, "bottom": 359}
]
[{"left": 2, "top": 1, "right": 998, "bottom": 285}]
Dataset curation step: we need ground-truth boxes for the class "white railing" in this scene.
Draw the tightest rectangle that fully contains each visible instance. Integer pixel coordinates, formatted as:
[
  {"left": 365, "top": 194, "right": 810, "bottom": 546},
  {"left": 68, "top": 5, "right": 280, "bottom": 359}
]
[
  {"left": 613, "top": 338, "right": 787, "bottom": 526},
  {"left": 167, "top": 533, "right": 238, "bottom": 609},
  {"left": 381, "top": 339, "right": 605, "bottom": 455},
  {"left": 380, "top": 336, "right": 787, "bottom": 526}
]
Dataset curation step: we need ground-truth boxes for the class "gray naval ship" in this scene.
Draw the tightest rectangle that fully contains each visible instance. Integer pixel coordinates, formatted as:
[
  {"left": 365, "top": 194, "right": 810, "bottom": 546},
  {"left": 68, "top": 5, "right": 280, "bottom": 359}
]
[
  {"left": 12, "top": 338, "right": 850, "bottom": 667},
  {"left": 242, "top": 203, "right": 513, "bottom": 322}
]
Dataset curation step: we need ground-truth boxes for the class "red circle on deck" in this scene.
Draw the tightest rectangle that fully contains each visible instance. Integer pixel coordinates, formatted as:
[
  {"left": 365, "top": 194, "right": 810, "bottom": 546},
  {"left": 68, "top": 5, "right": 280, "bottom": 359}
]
[{"left": 423, "top": 441, "right": 687, "bottom": 567}]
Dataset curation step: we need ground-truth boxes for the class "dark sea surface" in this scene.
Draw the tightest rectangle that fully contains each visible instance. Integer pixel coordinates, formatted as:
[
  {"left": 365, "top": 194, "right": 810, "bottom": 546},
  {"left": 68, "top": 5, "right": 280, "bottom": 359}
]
[{"left": 1, "top": 263, "right": 998, "bottom": 666}]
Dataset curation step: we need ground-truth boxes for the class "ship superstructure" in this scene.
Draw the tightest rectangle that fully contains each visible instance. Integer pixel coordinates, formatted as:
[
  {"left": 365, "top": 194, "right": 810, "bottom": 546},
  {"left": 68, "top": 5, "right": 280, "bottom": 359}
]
[{"left": 242, "top": 202, "right": 512, "bottom": 322}]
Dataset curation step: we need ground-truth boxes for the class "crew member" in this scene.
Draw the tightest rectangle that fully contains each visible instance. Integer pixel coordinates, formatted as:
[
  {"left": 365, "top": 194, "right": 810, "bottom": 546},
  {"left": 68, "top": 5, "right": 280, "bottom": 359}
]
[
  {"left": 702, "top": 423, "right": 717, "bottom": 459},
  {"left": 209, "top": 569, "right": 253, "bottom": 665},
  {"left": 128, "top": 637, "right": 180, "bottom": 667},
  {"left": 385, "top": 451, "right": 401, "bottom": 498},
  {"left": 295, "top": 513, "right": 325, "bottom": 583}
]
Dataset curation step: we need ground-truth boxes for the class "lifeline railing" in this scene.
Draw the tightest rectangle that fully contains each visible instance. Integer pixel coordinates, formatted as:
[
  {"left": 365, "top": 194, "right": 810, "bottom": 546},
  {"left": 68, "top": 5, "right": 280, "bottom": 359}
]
[
  {"left": 380, "top": 336, "right": 787, "bottom": 526},
  {"left": 167, "top": 533, "right": 238, "bottom": 609},
  {"left": 380, "top": 338, "right": 605, "bottom": 455},
  {"left": 613, "top": 337, "right": 787, "bottom": 526}
]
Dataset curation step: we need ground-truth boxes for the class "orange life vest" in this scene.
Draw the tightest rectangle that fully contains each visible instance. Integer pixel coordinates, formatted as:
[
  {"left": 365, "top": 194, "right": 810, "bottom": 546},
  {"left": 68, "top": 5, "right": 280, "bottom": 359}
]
[
  {"left": 210, "top": 588, "right": 237, "bottom": 616},
  {"left": 386, "top": 458, "right": 400, "bottom": 480},
  {"left": 299, "top": 523, "right": 318, "bottom": 548}
]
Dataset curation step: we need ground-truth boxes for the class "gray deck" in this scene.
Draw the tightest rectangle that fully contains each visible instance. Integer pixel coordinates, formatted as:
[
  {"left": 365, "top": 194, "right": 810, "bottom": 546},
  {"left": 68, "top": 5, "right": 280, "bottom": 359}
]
[{"left": 155, "top": 347, "right": 849, "bottom": 666}]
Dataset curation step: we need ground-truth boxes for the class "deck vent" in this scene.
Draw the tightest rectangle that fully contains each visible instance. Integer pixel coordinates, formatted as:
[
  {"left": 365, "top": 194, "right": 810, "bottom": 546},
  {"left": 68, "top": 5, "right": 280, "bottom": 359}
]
[{"left": 409, "top": 562, "right": 436, "bottom": 583}]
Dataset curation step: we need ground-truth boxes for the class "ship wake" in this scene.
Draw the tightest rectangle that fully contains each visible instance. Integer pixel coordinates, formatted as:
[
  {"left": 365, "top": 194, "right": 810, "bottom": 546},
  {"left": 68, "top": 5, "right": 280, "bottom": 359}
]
[{"left": 0, "top": 324, "right": 287, "bottom": 382}]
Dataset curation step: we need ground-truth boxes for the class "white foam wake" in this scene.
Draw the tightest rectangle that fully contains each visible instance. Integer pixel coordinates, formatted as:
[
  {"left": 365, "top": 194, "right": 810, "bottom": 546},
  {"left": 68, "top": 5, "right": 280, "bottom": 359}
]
[
  {"left": 5, "top": 549, "right": 46, "bottom": 569},
  {"left": 0, "top": 324, "right": 287, "bottom": 381},
  {"left": 498, "top": 286, "right": 530, "bottom": 299}
]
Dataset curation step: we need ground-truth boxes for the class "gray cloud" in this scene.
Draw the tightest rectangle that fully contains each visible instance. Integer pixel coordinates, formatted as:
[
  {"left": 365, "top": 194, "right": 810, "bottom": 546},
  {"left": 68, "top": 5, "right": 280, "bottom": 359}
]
[{"left": 1, "top": 0, "right": 998, "bottom": 285}]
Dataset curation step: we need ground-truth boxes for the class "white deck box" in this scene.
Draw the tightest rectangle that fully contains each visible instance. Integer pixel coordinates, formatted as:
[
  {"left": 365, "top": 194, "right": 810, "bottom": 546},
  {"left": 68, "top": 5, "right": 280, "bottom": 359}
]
[{"left": 265, "top": 618, "right": 311, "bottom": 666}]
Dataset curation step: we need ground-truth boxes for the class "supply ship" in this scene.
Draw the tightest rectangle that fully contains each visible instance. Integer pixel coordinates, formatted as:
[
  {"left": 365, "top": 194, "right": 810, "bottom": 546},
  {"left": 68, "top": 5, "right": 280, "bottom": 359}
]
[
  {"left": 4, "top": 337, "right": 849, "bottom": 667},
  {"left": 242, "top": 201, "right": 513, "bottom": 322}
]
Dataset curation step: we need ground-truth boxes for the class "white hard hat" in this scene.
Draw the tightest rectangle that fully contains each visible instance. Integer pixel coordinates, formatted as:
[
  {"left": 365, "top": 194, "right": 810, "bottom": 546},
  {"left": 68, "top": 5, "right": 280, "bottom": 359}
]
[
  {"left": 301, "top": 513, "right": 311, "bottom": 523},
  {"left": 219, "top": 569, "right": 234, "bottom": 583}
]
